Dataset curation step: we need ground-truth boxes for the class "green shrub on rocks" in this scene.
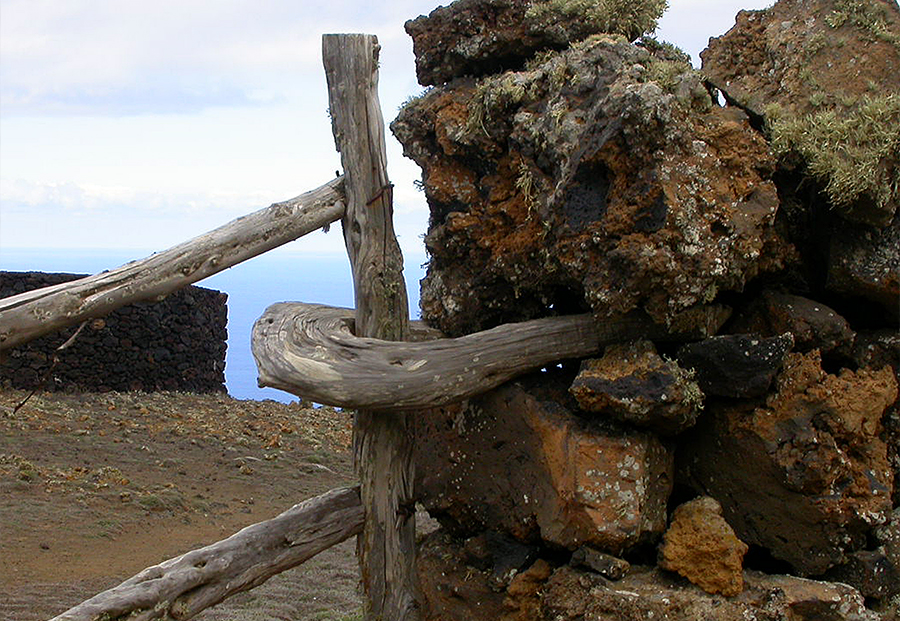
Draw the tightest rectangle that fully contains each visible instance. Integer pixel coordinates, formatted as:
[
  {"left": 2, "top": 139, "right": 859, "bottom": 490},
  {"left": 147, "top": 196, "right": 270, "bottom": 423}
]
[
  {"left": 767, "top": 94, "right": 900, "bottom": 215},
  {"left": 526, "top": 0, "right": 669, "bottom": 41}
]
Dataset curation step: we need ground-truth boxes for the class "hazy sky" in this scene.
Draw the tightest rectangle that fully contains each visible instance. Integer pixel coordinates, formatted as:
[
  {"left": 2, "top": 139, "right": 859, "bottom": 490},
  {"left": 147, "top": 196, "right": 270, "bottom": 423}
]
[{"left": 0, "top": 0, "right": 771, "bottom": 260}]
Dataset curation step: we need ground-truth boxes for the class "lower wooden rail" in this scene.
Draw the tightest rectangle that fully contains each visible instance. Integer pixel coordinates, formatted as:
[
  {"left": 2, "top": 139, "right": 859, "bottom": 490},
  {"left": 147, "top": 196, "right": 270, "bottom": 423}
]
[{"left": 50, "top": 486, "right": 363, "bottom": 621}]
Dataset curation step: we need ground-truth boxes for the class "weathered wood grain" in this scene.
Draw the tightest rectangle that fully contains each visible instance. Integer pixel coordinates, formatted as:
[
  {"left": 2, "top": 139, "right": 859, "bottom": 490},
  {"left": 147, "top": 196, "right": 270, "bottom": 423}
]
[
  {"left": 0, "top": 176, "right": 345, "bottom": 352},
  {"left": 50, "top": 486, "right": 363, "bottom": 621},
  {"left": 323, "top": 33, "right": 419, "bottom": 620},
  {"left": 253, "top": 302, "right": 665, "bottom": 409}
]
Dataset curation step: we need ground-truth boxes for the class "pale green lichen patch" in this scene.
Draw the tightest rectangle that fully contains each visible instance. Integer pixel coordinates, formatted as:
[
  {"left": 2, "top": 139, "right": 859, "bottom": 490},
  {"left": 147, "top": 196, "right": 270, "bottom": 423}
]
[
  {"left": 766, "top": 94, "right": 900, "bottom": 215},
  {"left": 824, "top": 0, "right": 900, "bottom": 48},
  {"left": 526, "top": 0, "right": 669, "bottom": 42}
]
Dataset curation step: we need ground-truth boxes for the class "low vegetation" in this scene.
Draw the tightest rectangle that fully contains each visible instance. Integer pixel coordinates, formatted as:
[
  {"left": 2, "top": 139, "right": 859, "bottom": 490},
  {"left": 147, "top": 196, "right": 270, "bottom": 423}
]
[
  {"left": 526, "top": 0, "right": 669, "bottom": 42},
  {"left": 766, "top": 94, "right": 900, "bottom": 212}
]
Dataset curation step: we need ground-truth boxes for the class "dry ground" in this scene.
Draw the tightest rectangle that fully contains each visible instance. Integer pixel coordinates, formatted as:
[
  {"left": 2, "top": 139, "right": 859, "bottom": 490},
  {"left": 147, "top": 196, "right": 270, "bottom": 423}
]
[{"left": 0, "top": 388, "right": 363, "bottom": 620}]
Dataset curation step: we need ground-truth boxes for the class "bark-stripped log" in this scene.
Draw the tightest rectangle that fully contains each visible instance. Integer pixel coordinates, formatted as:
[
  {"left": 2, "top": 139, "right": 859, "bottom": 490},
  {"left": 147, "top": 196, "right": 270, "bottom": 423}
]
[
  {"left": 252, "top": 302, "right": 682, "bottom": 410},
  {"left": 50, "top": 486, "right": 363, "bottom": 621},
  {"left": 323, "top": 33, "right": 419, "bottom": 620},
  {"left": 0, "top": 176, "right": 345, "bottom": 352}
]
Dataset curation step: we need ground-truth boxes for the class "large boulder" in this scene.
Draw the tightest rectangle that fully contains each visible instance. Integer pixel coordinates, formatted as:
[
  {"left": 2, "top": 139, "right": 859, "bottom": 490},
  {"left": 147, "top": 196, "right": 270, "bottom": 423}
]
[
  {"left": 405, "top": 0, "right": 668, "bottom": 86},
  {"left": 701, "top": 0, "right": 900, "bottom": 315},
  {"left": 414, "top": 381, "right": 673, "bottom": 554},
  {"left": 678, "top": 351, "right": 897, "bottom": 575},
  {"left": 701, "top": 0, "right": 900, "bottom": 121},
  {"left": 393, "top": 33, "right": 791, "bottom": 337}
]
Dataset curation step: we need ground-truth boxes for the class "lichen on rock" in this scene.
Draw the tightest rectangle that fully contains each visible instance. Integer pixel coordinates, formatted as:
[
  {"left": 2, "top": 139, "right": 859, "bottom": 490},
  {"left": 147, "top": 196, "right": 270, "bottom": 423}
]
[{"left": 393, "top": 33, "right": 790, "bottom": 337}]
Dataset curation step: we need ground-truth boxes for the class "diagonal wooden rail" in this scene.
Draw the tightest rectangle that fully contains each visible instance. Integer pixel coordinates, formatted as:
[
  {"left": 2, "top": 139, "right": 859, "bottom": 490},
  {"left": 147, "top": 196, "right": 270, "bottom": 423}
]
[
  {"left": 50, "top": 487, "right": 364, "bottom": 621},
  {"left": 0, "top": 176, "right": 345, "bottom": 352}
]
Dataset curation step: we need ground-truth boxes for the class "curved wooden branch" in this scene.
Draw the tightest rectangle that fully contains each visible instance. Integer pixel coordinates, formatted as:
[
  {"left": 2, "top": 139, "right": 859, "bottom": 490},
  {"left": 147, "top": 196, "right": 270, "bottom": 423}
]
[
  {"left": 252, "top": 303, "right": 668, "bottom": 410},
  {"left": 0, "top": 176, "right": 345, "bottom": 352},
  {"left": 51, "top": 486, "right": 363, "bottom": 621}
]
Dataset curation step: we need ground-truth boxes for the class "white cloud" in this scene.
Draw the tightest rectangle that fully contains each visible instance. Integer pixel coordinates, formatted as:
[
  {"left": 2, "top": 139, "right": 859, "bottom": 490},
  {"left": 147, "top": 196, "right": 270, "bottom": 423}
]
[
  {"left": 0, "top": 0, "right": 436, "bottom": 116},
  {"left": 0, "top": 0, "right": 763, "bottom": 256}
]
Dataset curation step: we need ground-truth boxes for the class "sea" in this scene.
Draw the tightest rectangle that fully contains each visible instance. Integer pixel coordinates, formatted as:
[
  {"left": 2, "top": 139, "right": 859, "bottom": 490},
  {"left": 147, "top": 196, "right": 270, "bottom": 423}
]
[{"left": 0, "top": 247, "right": 427, "bottom": 403}]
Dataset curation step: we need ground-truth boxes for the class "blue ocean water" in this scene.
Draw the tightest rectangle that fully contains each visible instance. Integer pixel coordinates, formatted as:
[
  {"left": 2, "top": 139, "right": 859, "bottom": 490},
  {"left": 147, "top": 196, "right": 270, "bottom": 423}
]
[{"left": 1, "top": 247, "right": 426, "bottom": 403}]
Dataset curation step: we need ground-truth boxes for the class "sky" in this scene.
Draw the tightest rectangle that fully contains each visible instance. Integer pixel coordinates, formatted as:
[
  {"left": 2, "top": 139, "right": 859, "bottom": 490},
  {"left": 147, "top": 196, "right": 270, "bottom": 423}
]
[{"left": 0, "top": 0, "right": 773, "bottom": 262}]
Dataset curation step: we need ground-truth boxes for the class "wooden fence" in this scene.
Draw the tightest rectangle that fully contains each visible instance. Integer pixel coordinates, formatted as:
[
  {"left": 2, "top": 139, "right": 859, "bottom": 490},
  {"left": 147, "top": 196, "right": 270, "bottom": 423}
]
[{"left": 1, "top": 34, "right": 725, "bottom": 621}]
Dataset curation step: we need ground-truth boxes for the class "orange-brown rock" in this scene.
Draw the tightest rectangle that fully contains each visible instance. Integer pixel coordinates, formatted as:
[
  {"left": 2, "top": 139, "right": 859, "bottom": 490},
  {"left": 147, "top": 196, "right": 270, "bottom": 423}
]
[
  {"left": 701, "top": 0, "right": 900, "bottom": 318},
  {"left": 501, "top": 558, "right": 553, "bottom": 621},
  {"left": 414, "top": 381, "right": 673, "bottom": 554},
  {"left": 658, "top": 496, "right": 748, "bottom": 596},
  {"left": 701, "top": 0, "right": 900, "bottom": 121},
  {"left": 570, "top": 340, "right": 703, "bottom": 434},
  {"left": 679, "top": 351, "right": 897, "bottom": 575},
  {"left": 393, "top": 34, "right": 790, "bottom": 337}
]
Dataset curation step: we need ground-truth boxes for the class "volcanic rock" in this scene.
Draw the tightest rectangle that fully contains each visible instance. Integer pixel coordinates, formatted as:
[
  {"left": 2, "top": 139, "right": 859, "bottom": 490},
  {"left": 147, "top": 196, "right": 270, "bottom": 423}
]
[
  {"left": 827, "top": 214, "right": 900, "bottom": 319},
  {"left": 658, "top": 496, "right": 749, "bottom": 596},
  {"left": 417, "top": 529, "right": 507, "bottom": 621},
  {"left": 502, "top": 558, "right": 554, "bottom": 621},
  {"left": 570, "top": 340, "right": 703, "bottom": 434},
  {"left": 393, "top": 33, "right": 790, "bottom": 337},
  {"left": 541, "top": 565, "right": 878, "bottom": 621},
  {"left": 678, "top": 351, "right": 897, "bottom": 575},
  {"left": 675, "top": 332, "right": 794, "bottom": 399},
  {"left": 569, "top": 547, "right": 630, "bottom": 580},
  {"left": 414, "top": 382, "right": 672, "bottom": 553},
  {"left": 405, "top": 0, "right": 668, "bottom": 86},
  {"left": 728, "top": 291, "right": 854, "bottom": 354},
  {"left": 701, "top": 0, "right": 900, "bottom": 120}
]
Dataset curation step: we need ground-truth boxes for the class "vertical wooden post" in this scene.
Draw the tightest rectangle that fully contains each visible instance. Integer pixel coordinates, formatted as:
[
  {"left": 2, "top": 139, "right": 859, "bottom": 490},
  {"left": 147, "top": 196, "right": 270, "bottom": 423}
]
[{"left": 322, "top": 34, "right": 419, "bottom": 620}]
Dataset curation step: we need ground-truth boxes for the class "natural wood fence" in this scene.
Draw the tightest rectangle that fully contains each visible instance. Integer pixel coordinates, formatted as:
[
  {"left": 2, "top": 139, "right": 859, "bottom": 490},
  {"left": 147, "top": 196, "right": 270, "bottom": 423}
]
[
  {"left": 50, "top": 487, "right": 363, "bottom": 621},
  {"left": 0, "top": 177, "right": 344, "bottom": 352},
  {"left": 0, "top": 32, "right": 729, "bottom": 621}
]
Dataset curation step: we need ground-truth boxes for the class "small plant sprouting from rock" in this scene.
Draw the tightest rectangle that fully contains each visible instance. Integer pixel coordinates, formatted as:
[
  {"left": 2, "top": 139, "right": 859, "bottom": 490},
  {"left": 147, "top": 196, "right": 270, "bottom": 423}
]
[
  {"left": 526, "top": 0, "right": 669, "bottom": 42},
  {"left": 766, "top": 94, "right": 900, "bottom": 213},
  {"left": 516, "top": 160, "right": 539, "bottom": 215}
]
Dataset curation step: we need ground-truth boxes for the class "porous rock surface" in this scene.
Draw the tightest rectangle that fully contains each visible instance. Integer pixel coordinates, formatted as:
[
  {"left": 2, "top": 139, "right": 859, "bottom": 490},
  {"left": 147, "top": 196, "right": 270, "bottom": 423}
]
[
  {"left": 675, "top": 332, "right": 794, "bottom": 399},
  {"left": 701, "top": 0, "right": 900, "bottom": 312},
  {"left": 701, "top": 0, "right": 900, "bottom": 120},
  {"left": 658, "top": 496, "right": 749, "bottom": 596},
  {"left": 392, "top": 34, "right": 789, "bottom": 337},
  {"left": 728, "top": 290, "right": 854, "bottom": 354},
  {"left": 414, "top": 381, "right": 673, "bottom": 554},
  {"left": 543, "top": 566, "right": 879, "bottom": 621},
  {"left": 679, "top": 350, "right": 897, "bottom": 575},
  {"left": 569, "top": 340, "right": 703, "bottom": 434},
  {"left": 395, "top": 0, "right": 900, "bottom": 618},
  {"left": 418, "top": 545, "right": 880, "bottom": 621},
  {"left": 405, "top": 0, "right": 615, "bottom": 86}
]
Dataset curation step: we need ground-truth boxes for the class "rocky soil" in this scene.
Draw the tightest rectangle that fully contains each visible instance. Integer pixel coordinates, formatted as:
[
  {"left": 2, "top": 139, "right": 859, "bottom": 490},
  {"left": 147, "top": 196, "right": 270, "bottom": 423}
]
[{"left": 0, "top": 388, "right": 363, "bottom": 621}]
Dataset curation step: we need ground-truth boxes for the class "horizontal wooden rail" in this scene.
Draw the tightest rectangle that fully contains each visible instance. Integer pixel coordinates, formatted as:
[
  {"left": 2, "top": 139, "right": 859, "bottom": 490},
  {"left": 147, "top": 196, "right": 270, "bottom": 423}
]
[
  {"left": 251, "top": 302, "right": 692, "bottom": 410},
  {"left": 0, "top": 176, "right": 345, "bottom": 351},
  {"left": 51, "top": 486, "right": 363, "bottom": 621}
]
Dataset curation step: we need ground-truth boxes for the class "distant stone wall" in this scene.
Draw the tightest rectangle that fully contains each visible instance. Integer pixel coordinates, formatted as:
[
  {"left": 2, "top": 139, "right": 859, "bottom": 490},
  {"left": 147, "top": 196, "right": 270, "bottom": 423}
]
[{"left": 0, "top": 272, "right": 228, "bottom": 393}]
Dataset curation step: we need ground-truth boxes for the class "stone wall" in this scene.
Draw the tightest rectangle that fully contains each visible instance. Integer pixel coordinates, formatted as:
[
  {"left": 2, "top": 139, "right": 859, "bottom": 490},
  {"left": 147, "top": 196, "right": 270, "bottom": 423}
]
[
  {"left": 0, "top": 272, "right": 227, "bottom": 393},
  {"left": 396, "top": 0, "right": 900, "bottom": 619}
]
